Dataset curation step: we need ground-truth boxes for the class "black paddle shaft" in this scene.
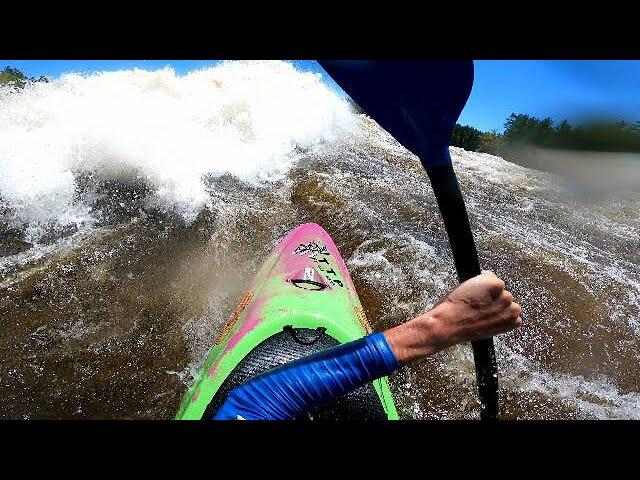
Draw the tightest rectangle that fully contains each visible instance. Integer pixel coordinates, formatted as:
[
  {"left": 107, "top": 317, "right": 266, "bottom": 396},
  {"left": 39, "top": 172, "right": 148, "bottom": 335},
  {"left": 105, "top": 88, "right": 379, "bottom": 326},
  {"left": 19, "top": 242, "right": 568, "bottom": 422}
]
[
  {"left": 318, "top": 60, "right": 499, "bottom": 419},
  {"left": 427, "top": 165, "right": 499, "bottom": 420}
]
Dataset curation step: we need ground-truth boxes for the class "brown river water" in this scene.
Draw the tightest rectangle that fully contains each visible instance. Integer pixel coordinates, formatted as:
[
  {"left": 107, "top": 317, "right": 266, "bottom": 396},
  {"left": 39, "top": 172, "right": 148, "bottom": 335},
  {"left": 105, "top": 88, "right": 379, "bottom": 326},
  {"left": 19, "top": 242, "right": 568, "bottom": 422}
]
[{"left": 1, "top": 63, "right": 639, "bottom": 419}]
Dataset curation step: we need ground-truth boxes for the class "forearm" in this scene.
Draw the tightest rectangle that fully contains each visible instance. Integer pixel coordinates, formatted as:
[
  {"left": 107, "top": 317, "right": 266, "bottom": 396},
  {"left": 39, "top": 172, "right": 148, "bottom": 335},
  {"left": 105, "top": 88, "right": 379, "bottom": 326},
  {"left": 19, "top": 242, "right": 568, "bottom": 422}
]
[{"left": 383, "top": 307, "right": 448, "bottom": 365}]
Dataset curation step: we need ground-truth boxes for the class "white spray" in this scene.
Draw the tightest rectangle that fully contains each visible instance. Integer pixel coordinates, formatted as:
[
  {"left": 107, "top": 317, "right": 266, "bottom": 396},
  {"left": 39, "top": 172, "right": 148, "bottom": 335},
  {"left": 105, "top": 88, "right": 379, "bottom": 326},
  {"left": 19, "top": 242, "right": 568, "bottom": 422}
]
[{"left": 0, "top": 60, "right": 357, "bottom": 243}]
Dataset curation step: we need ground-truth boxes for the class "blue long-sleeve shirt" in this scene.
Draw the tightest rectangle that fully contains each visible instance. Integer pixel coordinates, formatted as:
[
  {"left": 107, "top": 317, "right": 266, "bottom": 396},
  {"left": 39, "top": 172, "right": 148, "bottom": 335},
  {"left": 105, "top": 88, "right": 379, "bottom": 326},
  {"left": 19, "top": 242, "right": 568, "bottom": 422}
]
[{"left": 213, "top": 332, "right": 400, "bottom": 420}]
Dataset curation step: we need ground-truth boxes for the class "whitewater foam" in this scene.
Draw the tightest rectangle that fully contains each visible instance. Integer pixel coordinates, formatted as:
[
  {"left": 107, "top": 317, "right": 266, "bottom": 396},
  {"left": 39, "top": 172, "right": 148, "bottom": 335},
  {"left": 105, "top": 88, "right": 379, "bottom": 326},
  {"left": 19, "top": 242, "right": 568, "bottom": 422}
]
[{"left": 0, "top": 61, "right": 357, "bottom": 244}]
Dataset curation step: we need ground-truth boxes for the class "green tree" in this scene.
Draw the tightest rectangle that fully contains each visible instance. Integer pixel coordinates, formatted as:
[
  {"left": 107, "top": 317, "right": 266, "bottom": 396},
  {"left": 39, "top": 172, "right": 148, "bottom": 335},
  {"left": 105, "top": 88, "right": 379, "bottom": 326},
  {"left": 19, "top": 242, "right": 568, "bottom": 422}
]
[
  {"left": 0, "top": 66, "right": 29, "bottom": 88},
  {"left": 504, "top": 113, "right": 555, "bottom": 146},
  {"left": 450, "top": 124, "right": 482, "bottom": 151},
  {"left": 477, "top": 130, "right": 504, "bottom": 155},
  {"left": 0, "top": 66, "right": 48, "bottom": 89}
]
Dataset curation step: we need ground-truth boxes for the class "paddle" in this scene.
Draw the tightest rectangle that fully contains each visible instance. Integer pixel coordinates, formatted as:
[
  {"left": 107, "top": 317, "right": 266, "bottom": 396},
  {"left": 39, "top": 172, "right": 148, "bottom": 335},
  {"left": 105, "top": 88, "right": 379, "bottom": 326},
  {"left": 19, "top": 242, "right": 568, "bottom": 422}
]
[{"left": 318, "top": 60, "right": 499, "bottom": 420}]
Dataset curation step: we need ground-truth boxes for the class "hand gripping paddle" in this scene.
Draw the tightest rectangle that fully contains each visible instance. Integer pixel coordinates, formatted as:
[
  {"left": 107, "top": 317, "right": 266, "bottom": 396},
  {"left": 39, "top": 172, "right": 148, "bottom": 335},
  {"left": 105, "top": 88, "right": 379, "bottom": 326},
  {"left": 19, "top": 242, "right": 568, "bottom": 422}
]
[{"left": 319, "top": 61, "right": 499, "bottom": 420}]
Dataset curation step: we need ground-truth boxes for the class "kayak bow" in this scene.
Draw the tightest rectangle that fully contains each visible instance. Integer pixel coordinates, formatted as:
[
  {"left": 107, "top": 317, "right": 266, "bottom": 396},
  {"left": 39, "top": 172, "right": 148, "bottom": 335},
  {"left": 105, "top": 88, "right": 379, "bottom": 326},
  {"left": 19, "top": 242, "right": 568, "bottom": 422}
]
[{"left": 177, "top": 223, "right": 398, "bottom": 420}]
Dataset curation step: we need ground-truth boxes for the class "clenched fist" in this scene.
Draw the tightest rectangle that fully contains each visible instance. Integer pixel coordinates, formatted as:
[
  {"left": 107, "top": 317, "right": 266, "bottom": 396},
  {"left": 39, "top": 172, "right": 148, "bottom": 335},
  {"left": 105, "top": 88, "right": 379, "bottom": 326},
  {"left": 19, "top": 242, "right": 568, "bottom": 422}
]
[{"left": 384, "top": 271, "right": 522, "bottom": 365}]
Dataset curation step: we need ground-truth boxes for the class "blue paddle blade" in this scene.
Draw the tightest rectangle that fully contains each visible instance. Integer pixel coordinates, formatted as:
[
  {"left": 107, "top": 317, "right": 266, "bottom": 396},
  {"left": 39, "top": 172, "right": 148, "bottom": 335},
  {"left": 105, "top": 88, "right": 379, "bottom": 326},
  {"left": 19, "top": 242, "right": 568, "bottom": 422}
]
[{"left": 319, "top": 61, "right": 474, "bottom": 168}]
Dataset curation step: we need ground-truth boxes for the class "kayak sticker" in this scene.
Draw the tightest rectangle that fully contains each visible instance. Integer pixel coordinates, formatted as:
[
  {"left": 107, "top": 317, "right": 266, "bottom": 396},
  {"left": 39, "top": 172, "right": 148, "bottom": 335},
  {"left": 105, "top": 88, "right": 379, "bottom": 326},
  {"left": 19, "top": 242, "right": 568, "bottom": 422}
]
[
  {"left": 294, "top": 241, "right": 344, "bottom": 288},
  {"left": 214, "top": 291, "right": 255, "bottom": 345},
  {"left": 354, "top": 306, "right": 372, "bottom": 334},
  {"left": 289, "top": 267, "right": 329, "bottom": 290},
  {"left": 303, "top": 267, "right": 315, "bottom": 281},
  {"left": 294, "top": 241, "right": 329, "bottom": 259}
]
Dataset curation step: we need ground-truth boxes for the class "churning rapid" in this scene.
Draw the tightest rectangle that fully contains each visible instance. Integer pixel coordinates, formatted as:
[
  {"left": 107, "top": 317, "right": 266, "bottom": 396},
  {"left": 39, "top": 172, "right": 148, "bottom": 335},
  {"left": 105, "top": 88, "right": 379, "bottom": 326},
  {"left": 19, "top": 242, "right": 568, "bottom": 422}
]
[{"left": 1, "top": 61, "right": 639, "bottom": 419}]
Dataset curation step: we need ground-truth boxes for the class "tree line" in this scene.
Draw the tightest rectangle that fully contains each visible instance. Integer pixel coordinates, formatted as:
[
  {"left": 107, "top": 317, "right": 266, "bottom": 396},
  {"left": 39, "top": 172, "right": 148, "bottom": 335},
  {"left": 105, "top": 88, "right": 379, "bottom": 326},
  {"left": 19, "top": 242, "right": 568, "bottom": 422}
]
[
  {"left": 5, "top": 65, "right": 638, "bottom": 155},
  {"left": 451, "top": 114, "right": 640, "bottom": 155}
]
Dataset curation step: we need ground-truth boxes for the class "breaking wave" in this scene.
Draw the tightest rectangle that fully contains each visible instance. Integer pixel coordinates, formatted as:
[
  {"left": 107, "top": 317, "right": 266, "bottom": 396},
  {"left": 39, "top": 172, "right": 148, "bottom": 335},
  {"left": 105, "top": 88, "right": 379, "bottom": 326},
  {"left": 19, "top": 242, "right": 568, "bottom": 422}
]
[{"left": 0, "top": 61, "right": 356, "bottom": 245}]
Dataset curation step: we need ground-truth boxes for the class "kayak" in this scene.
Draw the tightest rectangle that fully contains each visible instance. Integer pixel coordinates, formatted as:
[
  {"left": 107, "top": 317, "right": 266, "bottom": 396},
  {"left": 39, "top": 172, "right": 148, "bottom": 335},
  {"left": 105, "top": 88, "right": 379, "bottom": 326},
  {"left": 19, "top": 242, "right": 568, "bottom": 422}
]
[{"left": 176, "top": 222, "right": 398, "bottom": 420}]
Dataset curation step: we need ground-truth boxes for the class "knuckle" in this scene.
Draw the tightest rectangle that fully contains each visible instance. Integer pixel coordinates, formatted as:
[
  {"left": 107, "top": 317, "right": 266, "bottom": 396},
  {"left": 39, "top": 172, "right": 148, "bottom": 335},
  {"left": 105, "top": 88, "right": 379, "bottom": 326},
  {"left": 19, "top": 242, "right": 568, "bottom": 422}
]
[
  {"left": 501, "top": 290, "right": 514, "bottom": 305},
  {"left": 487, "top": 277, "right": 505, "bottom": 296}
]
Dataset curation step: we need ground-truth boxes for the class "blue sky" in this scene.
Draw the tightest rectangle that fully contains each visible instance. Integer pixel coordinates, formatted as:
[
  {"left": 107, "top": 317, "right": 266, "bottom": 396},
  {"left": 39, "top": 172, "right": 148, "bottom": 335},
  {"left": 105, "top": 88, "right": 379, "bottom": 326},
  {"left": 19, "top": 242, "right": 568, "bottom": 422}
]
[
  {"left": 3, "top": 60, "right": 639, "bottom": 133},
  {"left": 462, "top": 60, "right": 640, "bottom": 131}
]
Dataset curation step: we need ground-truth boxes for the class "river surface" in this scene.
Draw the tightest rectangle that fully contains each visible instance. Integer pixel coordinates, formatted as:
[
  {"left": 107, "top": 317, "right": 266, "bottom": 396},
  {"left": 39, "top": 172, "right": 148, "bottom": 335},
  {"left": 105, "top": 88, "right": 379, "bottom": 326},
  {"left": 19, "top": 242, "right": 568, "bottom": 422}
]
[{"left": 1, "top": 61, "right": 639, "bottom": 419}]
